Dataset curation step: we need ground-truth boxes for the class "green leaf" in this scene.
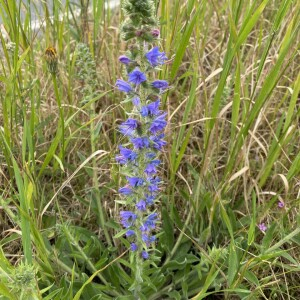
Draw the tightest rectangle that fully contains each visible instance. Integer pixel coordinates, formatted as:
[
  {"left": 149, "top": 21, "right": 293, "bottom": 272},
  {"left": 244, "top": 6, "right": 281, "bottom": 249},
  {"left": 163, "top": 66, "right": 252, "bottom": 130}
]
[
  {"left": 170, "top": 5, "right": 202, "bottom": 80},
  {"left": 248, "top": 192, "right": 256, "bottom": 246},
  {"left": 261, "top": 223, "right": 276, "bottom": 252},
  {"left": 0, "top": 282, "right": 17, "bottom": 300},
  {"left": 220, "top": 203, "right": 234, "bottom": 240},
  {"left": 166, "top": 290, "right": 181, "bottom": 300},
  {"left": 244, "top": 270, "right": 259, "bottom": 286},
  {"left": 228, "top": 241, "right": 238, "bottom": 287},
  {"left": 113, "top": 228, "right": 129, "bottom": 239}
]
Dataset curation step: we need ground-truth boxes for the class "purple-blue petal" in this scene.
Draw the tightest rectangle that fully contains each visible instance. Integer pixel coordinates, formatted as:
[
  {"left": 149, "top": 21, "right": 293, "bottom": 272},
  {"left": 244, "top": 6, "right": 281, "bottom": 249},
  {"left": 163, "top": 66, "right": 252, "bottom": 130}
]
[
  {"left": 131, "top": 137, "right": 150, "bottom": 149},
  {"left": 145, "top": 47, "right": 167, "bottom": 66},
  {"left": 136, "top": 200, "right": 147, "bottom": 211},
  {"left": 149, "top": 113, "right": 167, "bottom": 133},
  {"left": 119, "top": 186, "right": 133, "bottom": 195},
  {"left": 131, "top": 243, "right": 138, "bottom": 251},
  {"left": 132, "top": 96, "right": 141, "bottom": 106},
  {"left": 126, "top": 176, "right": 144, "bottom": 187},
  {"left": 152, "top": 80, "right": 168, "bottom": 90},
  {"left": 128, "top": 68, "right": 147, "bottom": 85},
  {"left": 116, "top": 79, "right": 132, "bottom": 92},
  {"left": 119, "top": 55, "right": 132, "bottom": 65}
]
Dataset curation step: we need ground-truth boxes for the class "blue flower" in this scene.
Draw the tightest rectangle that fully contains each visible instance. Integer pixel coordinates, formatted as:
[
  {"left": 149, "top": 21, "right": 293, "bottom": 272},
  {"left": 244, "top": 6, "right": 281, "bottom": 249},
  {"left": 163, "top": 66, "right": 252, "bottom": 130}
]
[
  {"left": 150, "top": 134, "right": 167, "bottom": 150},
  {"left": 119, "top": 186, "right": 133, "bottom": 195},
  {"left": 131, "top": 243, "right": 138, "bottom": 251},
  {"left": 145, "top": 195, "right": 155, "bottom": 205},
  {"left": 148, "top": 184, "right": 159, "bottom": 193},
  {"left": 140, "top": 106, "right": 149, "bottom": 117},
  {"left": 147, "top": 100, "right": 161, "bottom": 115},
  {"left": 136, "top": 200, "right": 147, "bottom": 211},
  {"left": 142, "top": 234, "right": 156, "bottom": 246},
  {"left": 115, "top": 155, "right": 127, "bottom": 164},
  {"left": 142, "top": 251, "right": 149, "bottom": 259},
  {"left": 140, "top": 213, "right": 157, "bottom": 232},
  {"left": 120, "top": 146, "right": 137, "bottom": 160},
  {"left": 119, "top": 55, "right": 132, "bottom": 65},
  {"left": 116, "top": 146, "right": 137, "bottom": 164},
  {"left": 152, "top": 80, "right": 168, "bottom": 90},
  {"left": 116, "top": 79, "right": 132, "bottom": 93},
  {"left": 149, "top": 113, "right": 167, "bottom": 133},
  {"left": 132, "top": 96, "right": 141, "bottom": 106},
  {"left": 119, "top": 119, "right": 139, "bottom": 136},
  {"left": 120, "top": 118, "right": 139, "bottom": 130},
  {"left": 146, "top": 152, "right": 156, "bottom": 159},
  {"left": 119, "top": 127, "right": 134, "bottom": 137},
  {"left": 150, "top": 177, "right": 161, "bottom": 184},
  {"left": 148, "top": 177, "right": 161, "bottom": 193},
  {"left": 144, "top": 161, "right": 159, "bottom": 176},
  {"left": 145, "top": 47, "right": 167, "bottom": 66},
  {"left": 147, "top": 212, "right": 158, "bottom": 221},
  {"left": 120, "top": 211, "right": 137, "bottom": 228},
  {"left": 128, "top": 68, "right": 147, "bottom": 85},
  {"left": 140, "top": 99, "right": 161, "bottom": 117},
  {"left": 144, "top": 164, "right": 157, "bottom": 176},
  {"left": 126, "top": 229, "right": 135, "bottom": 237},
  {"left": 131, "top": 137, "right": 150, "bottom": 149},
  {"left": 126, "top": 176, "right": 144, "bottom": 187}
]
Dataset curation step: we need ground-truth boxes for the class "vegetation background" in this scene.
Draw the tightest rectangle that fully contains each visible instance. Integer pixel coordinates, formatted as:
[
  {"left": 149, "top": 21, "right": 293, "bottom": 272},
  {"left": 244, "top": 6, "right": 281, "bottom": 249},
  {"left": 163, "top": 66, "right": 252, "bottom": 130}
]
[{"left": 0, "top": 0, "right": 299, "bottom": 299}]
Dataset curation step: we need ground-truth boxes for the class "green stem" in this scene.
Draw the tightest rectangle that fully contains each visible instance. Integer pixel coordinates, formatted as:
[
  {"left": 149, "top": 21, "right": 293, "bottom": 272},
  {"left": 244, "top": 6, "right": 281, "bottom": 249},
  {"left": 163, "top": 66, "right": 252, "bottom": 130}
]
[
  {"left": 51, "top": 74, "right": 65, "bottom": 163},
  {"left": 134, "top": 251, "right": 143, "bottom": 299}
]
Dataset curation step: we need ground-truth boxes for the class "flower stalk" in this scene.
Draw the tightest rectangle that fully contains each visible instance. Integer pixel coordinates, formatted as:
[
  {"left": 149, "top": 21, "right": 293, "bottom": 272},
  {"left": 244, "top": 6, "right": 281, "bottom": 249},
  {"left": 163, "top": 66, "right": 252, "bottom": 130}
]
[
  {"left": 45, "top": 46, "right": 65, "bottom": 163},
  {"left": 115, "top": 0, "right": 168, "bottom": 296}
]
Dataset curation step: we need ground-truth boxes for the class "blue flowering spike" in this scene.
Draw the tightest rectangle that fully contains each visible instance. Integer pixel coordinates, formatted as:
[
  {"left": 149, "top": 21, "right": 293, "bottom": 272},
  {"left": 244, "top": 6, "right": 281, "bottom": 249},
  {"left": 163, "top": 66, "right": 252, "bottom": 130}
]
[{"left": 116, "top": 0, "right": 168, "bottom": 272}]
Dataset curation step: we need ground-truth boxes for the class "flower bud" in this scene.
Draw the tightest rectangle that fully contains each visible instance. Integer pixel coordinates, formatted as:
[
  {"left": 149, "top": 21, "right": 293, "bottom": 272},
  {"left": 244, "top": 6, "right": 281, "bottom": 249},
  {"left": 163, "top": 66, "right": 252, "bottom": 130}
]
[
  {"left": 45, "top": 46, "right": 58, "bottom": 74},
  {"left": 151, "top": 29, "right": 160, "bottom": 38}
]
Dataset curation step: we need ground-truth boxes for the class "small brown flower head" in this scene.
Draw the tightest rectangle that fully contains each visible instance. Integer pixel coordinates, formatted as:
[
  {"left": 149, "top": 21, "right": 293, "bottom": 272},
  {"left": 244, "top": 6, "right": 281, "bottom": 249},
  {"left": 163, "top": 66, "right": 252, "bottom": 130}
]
[{"left": 45, "top": 46, "right": 58, "bottom": 74}]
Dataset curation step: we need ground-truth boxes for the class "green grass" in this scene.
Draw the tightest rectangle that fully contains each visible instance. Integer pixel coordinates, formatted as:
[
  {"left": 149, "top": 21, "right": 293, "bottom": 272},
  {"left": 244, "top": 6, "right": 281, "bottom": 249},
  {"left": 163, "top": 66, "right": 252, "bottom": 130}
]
[{"left": 0, "top": 0, "right": 299, "bottom": 299}]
